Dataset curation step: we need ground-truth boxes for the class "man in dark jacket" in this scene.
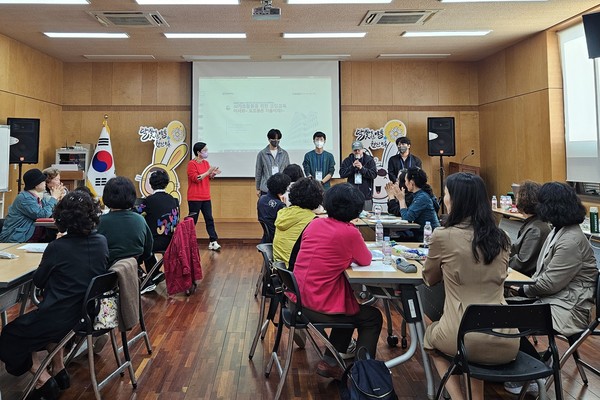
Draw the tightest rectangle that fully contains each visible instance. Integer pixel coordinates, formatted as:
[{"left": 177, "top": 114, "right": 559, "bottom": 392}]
[
  {"left": 387, "top": 136, "right": 422, "bottom": 183},
  {"left": 339, "top": 141, "right": 378, "bottom": 211}
]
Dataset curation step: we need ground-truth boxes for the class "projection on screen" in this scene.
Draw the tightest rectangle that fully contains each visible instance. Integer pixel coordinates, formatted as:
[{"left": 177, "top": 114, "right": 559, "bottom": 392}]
[{"left": 192, "top": 61, "right": 341, "bottom": 178}]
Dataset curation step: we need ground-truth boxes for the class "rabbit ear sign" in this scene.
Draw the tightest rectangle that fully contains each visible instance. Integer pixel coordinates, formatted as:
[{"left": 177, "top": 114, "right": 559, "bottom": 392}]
[
  {"left": 153, "top": 146, "right": 169, "bottom": 165},
  {"left": 165, "top": 143, "right": 188, "bottom": 170}
]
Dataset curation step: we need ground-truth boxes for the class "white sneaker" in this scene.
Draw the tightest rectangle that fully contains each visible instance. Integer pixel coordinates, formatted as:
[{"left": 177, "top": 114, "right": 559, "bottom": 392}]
[
  {"left": 140, "top": 283, "right": 157, "bottom": 294},
  {"left": 504, "top": 381, "right": 539, "bottom": 396},
  {"left": 209, "top": 241, "right": 221, "bottom": 251}
]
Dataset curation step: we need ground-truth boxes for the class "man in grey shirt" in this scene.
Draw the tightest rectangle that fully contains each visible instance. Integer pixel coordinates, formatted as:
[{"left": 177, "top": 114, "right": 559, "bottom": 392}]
[{"left": 255, "top": 129, "right": 290, "bottom": 197}]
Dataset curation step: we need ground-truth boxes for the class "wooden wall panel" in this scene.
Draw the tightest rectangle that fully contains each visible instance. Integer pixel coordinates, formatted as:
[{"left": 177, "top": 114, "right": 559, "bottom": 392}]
[
  {"left": 91, "top": 64, "right": 113, "bottom": 105},
  {"left": 391, "top": 62, "right": 438, "bottom": 106},
  {"left": 157, "top": 63, "right": 191, "bottom": 106},
  {"left": 438, "top": 63, "right": 476, "bottom": 106},
  {"left": 112, "top": 63, "right": 143, "bottom": 105},
  {"left": 371, "top": 62, "right": 392, "bottom": 105},
  {"left": 63, "top": 63, "right": 92, "bottom": 105},
  {"left": 350, "top": 62, "right": 372, "bottom": 105},
  {"left": 506, "top": 32, "right": 549, "bottom": 97},
  {"left": 0, "top": 36, "right": 10, "bottom": 90},
  {"left": 142, "top": 63, "right": 158, "bottom": 105},
  {"left": 478, "top": 51, "right": 507, "bottom": 105},
  {"left": 0, "top": 34, "right": 63, "bottom": 105},
  {"left": 7, "top": 39, "right": 63, "bottom": 106}
]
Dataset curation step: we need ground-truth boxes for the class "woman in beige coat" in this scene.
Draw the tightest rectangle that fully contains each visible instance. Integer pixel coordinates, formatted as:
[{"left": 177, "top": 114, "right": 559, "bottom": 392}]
[
  {"left": 423, "top": 173, "right": 519, "bottom": 400},
  {"left": 515, "top": 182, "right": 597, "bottom": 336}
]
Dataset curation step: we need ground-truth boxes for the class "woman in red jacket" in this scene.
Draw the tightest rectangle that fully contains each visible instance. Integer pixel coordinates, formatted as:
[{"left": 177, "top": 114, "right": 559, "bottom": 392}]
[
  {"left": 293, "top": 183, "right": 383, "bottom": 380},
  {"left": 187, "top": 142, "right": 221, "bottom": 251}
]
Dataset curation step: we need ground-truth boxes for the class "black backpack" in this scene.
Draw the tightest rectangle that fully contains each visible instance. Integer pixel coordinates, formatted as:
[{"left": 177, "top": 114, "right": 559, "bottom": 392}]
[{"left": 340, "top": 348, "right": 398, "bottom": 400}]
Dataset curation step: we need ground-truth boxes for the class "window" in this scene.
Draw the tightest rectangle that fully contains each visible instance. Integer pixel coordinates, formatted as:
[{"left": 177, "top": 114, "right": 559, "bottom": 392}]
[{"left": 558, "top": 23, "right": 600, "bottom": 186}]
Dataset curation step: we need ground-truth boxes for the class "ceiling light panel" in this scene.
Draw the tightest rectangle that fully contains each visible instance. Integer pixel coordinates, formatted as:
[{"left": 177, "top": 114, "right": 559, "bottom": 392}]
[
  {"left": 287, "top": 0, "right": 391, "bottom": 4},
  {"left": 283, "top": 32, "right": 366, "bottom": 38},
  {"left": 378, "top": 53, "right": 451, "bottom": 58},
  {"left": 84, "top": 55, "right": 156, "bottom": 60},
  {"left": 402, "top": 30, "right": 491, "bottom": 37},
  {"left": 281, "top": 54, "right": 351, "bottom": 59},
  {"left": 0, "top": 0, "right": 88, "bottom": 3},
  {"left": 165, "top": 33, "right": 246, "bottom": 39},
  {"left": 440, "top": 0, "right": 545, "bottom": 2},
  {"left": 136, "top": 0, "right": 238, "bottom": 4},
  {"left": 183, "top": 55, "right": 251, "bottom": 60},
  {"left": 44, "top": 32, "right": 129, "bottom": 38}
]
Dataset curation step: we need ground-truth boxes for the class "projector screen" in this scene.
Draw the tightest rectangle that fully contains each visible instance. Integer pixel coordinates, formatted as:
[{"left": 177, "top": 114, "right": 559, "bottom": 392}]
[{"left": 191, "top": 61, "right": 341, "bottom": 178}]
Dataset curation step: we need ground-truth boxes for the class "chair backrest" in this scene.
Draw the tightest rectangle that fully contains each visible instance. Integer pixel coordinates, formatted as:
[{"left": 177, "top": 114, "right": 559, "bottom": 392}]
[
  {"left": 459, "top": 303, "right": 554, "bottom": 340},
  {"left": 273, "top": 262, "right": 303, "bottom": 325},
  {"left": 259, "top": 219, "right": 274, "bottom": 243},
  {"left": 256, "top": 243, "right": 273, "bottom": 266},
  {"left": 0, "top": 218, "right": 4, "bottom": 233},
  {"left": 81, "top": 271, "right": 119, "bottom": 334}
]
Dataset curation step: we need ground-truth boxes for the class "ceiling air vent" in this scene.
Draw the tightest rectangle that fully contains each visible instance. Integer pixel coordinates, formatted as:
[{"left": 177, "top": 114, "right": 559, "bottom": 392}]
[
  {"left": 89, "top": 11, "right": 169, "bottom": 27},
  {"left": 360, "top": 10, "right": 436, "bottom": 26}
]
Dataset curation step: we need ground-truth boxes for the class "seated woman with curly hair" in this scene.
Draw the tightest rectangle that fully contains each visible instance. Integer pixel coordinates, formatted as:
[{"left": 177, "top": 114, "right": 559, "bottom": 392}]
[
  {"left": 508, "top": 181, "right": 551, "bottom": 277},
  {"left": 273, "top": 177, "right": 323, "bottom": 269},
  {"left": 0, "top": 191, "right": 109, "bottom": 400},
  {"left": 512, "top": 182, "right": 597, "bottom": 335}
]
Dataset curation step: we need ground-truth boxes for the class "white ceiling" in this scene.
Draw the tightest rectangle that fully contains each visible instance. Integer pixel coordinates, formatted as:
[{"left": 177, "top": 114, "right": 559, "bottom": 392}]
[{"left": 0, "top": 0, "right": 598, "bottom": 63}]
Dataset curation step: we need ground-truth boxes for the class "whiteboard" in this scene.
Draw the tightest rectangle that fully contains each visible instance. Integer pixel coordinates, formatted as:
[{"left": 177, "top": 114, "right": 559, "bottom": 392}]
[{"left": 0, "top": 125, "right": 9, "bottom": 191}]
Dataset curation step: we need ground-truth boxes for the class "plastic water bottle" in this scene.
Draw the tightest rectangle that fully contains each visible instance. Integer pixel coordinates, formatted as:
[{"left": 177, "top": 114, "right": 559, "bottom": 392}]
[
  {"left": 382, "top": 236, "right": 392, "bottom": 265},
  {"left": 375, "top": 219, "right": 384, "bottom": 245},
  {"left": 491, "top": 195, "right": 497, "bottom": 210},
  {"left": 423, "top": 221, "right": 433, "bottom": 248},
  {"left": 590, "top": 207, "right": 599, "bottom": 234},
  {"left": 373, "top": 204, "right": 382, "bottom": 220}
]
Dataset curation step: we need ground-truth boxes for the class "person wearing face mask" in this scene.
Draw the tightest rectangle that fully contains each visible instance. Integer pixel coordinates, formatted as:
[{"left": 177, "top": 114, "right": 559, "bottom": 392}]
[
  {"left": 387, "top": 136, "right": 422, "bottom": 183},
  {"left": 302, "top": 131, "right": 335, "bottom": 189},
  {"left": 0, "top": 169, "right": 62, "bottom": 243},
  {"left": 187, "top": 142, "right": 222, "bottom": 251},
  {"left": 255, "top": 128, "right": 290, "bottom": 198},
  {"left": 339, "top": 140, "right": 378, "bottom": 211}
]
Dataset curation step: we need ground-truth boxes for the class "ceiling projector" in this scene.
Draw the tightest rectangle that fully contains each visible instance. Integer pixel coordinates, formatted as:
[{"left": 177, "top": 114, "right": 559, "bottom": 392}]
[
  {"left": 252, "top": 5, "right": 281, "bottom": 20},
  {"left": 252, "top": 0, "right": 280, "bottom": 20}
]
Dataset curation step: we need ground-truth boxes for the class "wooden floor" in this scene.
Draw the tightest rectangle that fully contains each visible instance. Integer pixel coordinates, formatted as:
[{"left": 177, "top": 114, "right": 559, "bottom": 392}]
[{"left": 3, "top": 242, "right": 600, "bottom": 400}]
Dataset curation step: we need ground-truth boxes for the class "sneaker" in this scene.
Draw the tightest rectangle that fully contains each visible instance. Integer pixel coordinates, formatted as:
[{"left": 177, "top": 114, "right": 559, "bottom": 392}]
[
  {"left": 152, "top": 272, "right": 165, "bottom": 285},
  {"left": 504, "top": 381, "right": 539, "bottom": 396},
  {"left": 340, "top": 338, "right": 357, "bottom": 360},
  {"left": 316, "top": 360, "right": 344, "bottom": 381},
  {"left": 209, "top": 241, "right": 221, "bottom": 251},
  {"left": 140, "top": 283, "right": 157, "bottom": 294}
]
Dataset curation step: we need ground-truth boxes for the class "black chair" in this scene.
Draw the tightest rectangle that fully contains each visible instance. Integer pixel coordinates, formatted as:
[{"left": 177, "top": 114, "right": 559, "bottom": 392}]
[
  {"left": 550, "top": 273, "right": 600, "bottom": 387},
  {"left": 249, "top": 243, "right": 280, "bottom": 359},
  {"left": 259, "top": 219, "right": 274, "bottom": 244},
  {"left": 435, "top": 303, "right": 563, "bottom": 400},
  {"left": 23, "top": 272, "right": 137, "bottom": 400},
  {"left": 0, "top": 217, "right": 4, "bottom": 233},
  {"left": 267, "top": 262, "right": 355, "bottom": 400}
]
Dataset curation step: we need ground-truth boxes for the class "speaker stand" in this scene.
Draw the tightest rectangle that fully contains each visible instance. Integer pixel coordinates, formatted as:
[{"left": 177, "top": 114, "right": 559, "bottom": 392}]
[
  {"left": 438, "top": 155, "right": 445, "bottom": 215},
  {"left": 17, "top": 162, "right": 23, "bottom": 193}
]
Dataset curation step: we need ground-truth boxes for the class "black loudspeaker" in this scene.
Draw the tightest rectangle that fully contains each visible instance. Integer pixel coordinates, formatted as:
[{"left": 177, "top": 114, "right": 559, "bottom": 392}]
[
  {"left": 583, "top": 12, "right": 600, "bottom": 59},
  {"left": 427, "top": 117, "right": 455, "bottom": 156},
  {"left": 8, "top": 117, "right": 40, "bottom": 164}
]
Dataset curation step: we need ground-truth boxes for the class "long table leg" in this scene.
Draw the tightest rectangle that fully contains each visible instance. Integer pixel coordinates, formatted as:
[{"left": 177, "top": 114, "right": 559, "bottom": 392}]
[{"left": 381, "top": 285, "right": 435, "bottom": 400}]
